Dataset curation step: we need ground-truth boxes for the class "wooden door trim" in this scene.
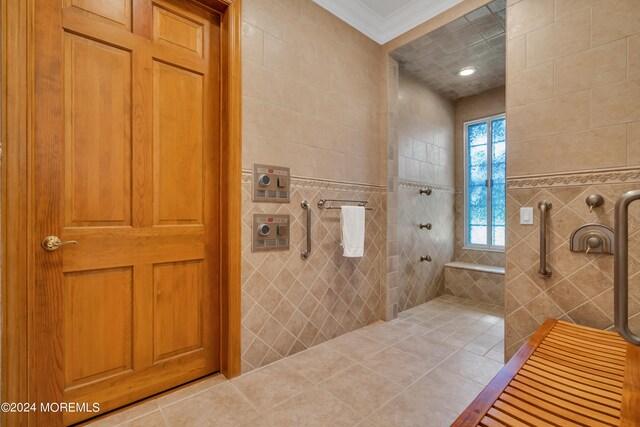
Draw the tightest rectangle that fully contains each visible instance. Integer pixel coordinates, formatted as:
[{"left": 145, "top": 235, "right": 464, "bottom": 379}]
[
  {"left": 218, "top": 0, "right": 243, "bottom": 380},
  {"left": 1, "top": 0, "right": 242, "bottom": 424}
]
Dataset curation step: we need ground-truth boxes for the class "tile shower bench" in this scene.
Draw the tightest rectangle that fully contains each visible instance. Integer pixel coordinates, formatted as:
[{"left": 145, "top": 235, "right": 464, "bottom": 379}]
[{"left": 443, "top": 262, "right": 505, "bottom": 307}]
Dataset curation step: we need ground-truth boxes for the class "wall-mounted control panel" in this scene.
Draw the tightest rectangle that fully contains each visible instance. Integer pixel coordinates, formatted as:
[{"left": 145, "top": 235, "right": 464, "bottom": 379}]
[
  {"left": 252, "top": 214, "right": 290, "bottom": 252},
  {"left": 253, "top": 164, "right": 290, "bottom": 203}
]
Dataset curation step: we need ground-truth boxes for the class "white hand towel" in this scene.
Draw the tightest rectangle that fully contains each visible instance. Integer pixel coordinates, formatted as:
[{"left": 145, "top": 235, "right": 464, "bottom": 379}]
[{"left": 340, "top": 206, "right": 365, "bottom": 257}]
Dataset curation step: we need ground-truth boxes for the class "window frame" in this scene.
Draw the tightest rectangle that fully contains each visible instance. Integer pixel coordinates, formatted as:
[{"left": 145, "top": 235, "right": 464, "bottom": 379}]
[{"left": 463, "top": 112, "right": 506, "bottom": 252}]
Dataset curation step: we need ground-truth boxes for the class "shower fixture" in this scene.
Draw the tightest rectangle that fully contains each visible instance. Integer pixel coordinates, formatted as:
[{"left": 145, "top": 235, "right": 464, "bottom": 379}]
[{"left": 585, "top": 194, "right": 604, "bottom": 212}]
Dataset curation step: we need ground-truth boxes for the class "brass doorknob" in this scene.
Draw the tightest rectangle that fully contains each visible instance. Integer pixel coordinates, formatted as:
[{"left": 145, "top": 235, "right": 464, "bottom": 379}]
[{"left": 41, "top": 236, "right": 78, "bottom": 251}]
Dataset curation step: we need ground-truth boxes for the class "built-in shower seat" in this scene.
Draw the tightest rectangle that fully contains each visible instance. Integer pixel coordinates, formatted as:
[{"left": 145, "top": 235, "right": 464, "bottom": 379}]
[{"left": 452, "top": 318, "right": 640, "bottom": 426}]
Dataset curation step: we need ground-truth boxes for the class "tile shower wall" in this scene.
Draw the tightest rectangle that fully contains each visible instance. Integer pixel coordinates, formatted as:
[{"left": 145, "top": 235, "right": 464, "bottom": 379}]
[
  {"left": 241, "top": 176, "right": 386, "bottom": 372},
  {"left": 454, "top": 87, "right": 505, "bottom": 267},
  {"left": 506, "top": 0, "right": 640, "bottom": 175},
  {"left": 398, "top": 182, "right": 455, "bottom": 310},
  {"left": 385, "top": 57, "right": 400, "bottom": 321},
  {"left": 504, "top": 174, "right": 640, "bottom": 358},
  {"left": 242, "top": 0, "right": 384, "bottom": 185},
  {"left": 396, "top": 71, "right": 456, "bottom": 311},
  {"left": 241, "top": 0, "right": 386, "bottom": 372},
  {"left": 505, "top": 0, "right": 640, "bottom": 358}
]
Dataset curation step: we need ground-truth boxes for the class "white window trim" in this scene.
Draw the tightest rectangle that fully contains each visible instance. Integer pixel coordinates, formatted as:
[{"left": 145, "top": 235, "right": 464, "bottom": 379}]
[{"left": 463, "top": 113, "right": 506, "bottom": 252}]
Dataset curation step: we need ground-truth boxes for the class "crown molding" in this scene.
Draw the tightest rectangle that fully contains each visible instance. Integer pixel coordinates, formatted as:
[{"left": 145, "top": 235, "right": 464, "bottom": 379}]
[{"left": 312, "top": 0, "right": 464, "bottom": 44}]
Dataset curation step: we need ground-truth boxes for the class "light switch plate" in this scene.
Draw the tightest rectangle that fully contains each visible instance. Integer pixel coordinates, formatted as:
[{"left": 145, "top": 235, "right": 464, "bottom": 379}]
[{"left": 520, "top": 207, "right": 534, "bottom": 225}]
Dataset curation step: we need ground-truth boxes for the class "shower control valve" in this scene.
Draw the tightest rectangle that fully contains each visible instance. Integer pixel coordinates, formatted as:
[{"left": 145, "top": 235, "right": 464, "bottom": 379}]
[
  {"left": 419, "top": 223, "right": 432, "bottom": 230},
  {"left": 420, "top": 255, "right": 432, "bottom": 262},
  {"left": 257, "top": 224, "right": 271, "bottom": 236},
  {"left": 257, "top": 174, "right": 271, "bottom": 187}
]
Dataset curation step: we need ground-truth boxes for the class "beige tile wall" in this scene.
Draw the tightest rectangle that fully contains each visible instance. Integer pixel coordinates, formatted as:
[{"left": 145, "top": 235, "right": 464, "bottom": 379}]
[
  {"left": 504, "top": 0, "right": 640, "bottom": 357},
  {"left": 241, "top": 175, "right": 386, "bottom": 372},
  {"left": 242, "top": 0, "right": 384, "bottom": 185},
  {"left": 398, "top": 70, "right": 455, "bottom": 187},
  {"left": 398, "top": 183, "right": 455, "bottom": 311},
  {"left": 506, "top": 0, "right": 640, "bottom": 176},
  {"left": 504, "top": 174, "right": 640, "bottom": 358},
  {"left": 395, "top": 71, "right": 456, "bottom": 312},
  {"left": 241, "top": 0, "right": 387, "bottom": 372},
  {"left": 385, "top": 57, "right": 401, "bottom": 320},
  {"left": 505, "top": 0, "right": 640, "bottom": 357},
  {"left": 454, "top": 87, "right": 506, "bottom": 267}
]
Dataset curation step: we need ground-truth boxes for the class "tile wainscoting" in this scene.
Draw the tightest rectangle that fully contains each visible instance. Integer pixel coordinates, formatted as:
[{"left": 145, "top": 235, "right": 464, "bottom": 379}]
[
  {"left": 398, "top": 179, "right": 455, "bottom": 311},
  {"left": 241, "top": 172, "right": 386, "bottom": 373},
  {"left": 504, "top": 168, "right": 640, "bottom": 359}
]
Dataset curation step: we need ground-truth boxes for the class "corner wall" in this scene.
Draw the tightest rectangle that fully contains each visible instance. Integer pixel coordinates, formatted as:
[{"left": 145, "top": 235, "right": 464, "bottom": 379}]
[{"left": 504, "top": 0, "right": 640, "bottom": 358}]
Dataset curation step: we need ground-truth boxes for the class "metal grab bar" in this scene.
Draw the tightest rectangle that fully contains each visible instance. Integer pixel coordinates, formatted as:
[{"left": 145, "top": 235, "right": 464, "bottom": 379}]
[
  {"left": 614, "top": 190, "right": 640, "bottom": 345},
  {"left": 301, "top": 200, "right": 311, "bottom": 260},
  {"left": 538, "top": 200, "right": 552, "bottom": 278}
]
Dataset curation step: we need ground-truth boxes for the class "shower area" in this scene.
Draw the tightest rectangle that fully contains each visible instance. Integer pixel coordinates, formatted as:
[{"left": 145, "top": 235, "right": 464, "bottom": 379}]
[{"left": 386, "top": 1, "right": 506, "bottom": 322}]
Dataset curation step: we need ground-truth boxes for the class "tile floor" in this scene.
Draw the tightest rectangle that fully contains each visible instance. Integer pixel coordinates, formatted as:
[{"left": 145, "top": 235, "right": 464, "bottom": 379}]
[{"left": 88, "top": 295, "right": 505, "bottom": 427}]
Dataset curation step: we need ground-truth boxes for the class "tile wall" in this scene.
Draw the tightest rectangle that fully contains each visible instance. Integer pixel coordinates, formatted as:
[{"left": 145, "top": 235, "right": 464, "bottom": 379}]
[
  {"left": 506, "top": 0, "right": 640, "bottom": 175},
  {"left": 504, "top": 174, "right": 640, "bottom": 358},
  {"left": 505, "top": 0, "right": 640, "bottom": 358},
  {"left": 395, "top": 71, "right": 456, "bottom": 311},
  {"left": 241, "top": 176, "right": 386, "bottom": 372},
  {"left": 385, "top": 57, "right": 401, "bottom": 321},
  {"left": 241, "top": 0, "right": 386, "bottom": 372},
  {"left": 242, "top": 0, "right": 384, "bottom": 185},
  {"left": 398, "top": 182, "right": 455, "bottom": 310},
  {"left": 454, "top": 86, "right": 506, "bottom": 267}
]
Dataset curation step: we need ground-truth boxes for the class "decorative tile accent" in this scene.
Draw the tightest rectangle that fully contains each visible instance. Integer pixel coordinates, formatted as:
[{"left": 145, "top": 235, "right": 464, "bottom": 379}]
[
  {"left": 443, "top": 266, "right": 504, "bottom": 306},
  {"left": 507, "top": 168, "right": 640, "bottom": 189},
  {"left": 504, "top": 175, "right": 640, "bottom": 359},
  {"left": 397, "top": 184, "right": 455, "bottom": 311},
  {"left": 241, "top": 173, "right": 386, "bottom": 373}
]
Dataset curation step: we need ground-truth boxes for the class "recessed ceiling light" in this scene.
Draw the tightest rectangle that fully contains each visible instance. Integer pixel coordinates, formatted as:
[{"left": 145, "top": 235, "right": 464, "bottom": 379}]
[{"left": 458, "top": 67, "right": 476, "bottom": 77}]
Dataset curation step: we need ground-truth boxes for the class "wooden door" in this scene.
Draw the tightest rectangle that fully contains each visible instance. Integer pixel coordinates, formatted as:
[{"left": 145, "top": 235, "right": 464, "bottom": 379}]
[{"left": 32, "top": 0, "right": 220, "bottom": 424}]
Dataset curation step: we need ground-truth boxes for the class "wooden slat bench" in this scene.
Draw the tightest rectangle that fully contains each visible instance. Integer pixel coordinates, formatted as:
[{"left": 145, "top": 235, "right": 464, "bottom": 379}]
[{"left": 452, "top": 319, "right": 640, "bottom": 426}]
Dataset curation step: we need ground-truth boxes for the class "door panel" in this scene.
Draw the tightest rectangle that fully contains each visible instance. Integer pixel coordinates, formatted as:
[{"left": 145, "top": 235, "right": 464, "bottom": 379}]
[
  {"left": 64, "top": 34, "right": 132, "bottom": 226},
  {"left": 153, "top": 260, "right": 203, "bottom": 361},
  {"left": 64, "top": 268, "right": 133, "bottom": 388},
  {"left": 33, "top": 0, "right": 220, "bottom": 424},
  {"left": 153, "top": 61, "right": 204, "bottom": 224},
  {"left": 67, "top": 0, "right": 133, "bottom": 29},
  {"left": 153, "top": 4, "right": 204, "bottom": 56}
]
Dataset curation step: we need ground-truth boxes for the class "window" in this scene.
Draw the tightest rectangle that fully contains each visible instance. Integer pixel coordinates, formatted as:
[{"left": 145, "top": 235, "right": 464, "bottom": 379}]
[{"left": 464, "top": 114, "right": 506, "bottom": 250}]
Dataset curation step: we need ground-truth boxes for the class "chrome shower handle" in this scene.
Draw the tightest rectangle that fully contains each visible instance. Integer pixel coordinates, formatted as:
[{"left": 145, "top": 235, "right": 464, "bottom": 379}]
[{"left": 614, "top": 190, "right": 640, "bottom": 345}]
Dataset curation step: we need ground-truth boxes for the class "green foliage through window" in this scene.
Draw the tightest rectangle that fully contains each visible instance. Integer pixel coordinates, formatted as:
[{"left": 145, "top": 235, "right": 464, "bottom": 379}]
[{"left": 465, "top": 115, "right": 506, "bottom": 248}]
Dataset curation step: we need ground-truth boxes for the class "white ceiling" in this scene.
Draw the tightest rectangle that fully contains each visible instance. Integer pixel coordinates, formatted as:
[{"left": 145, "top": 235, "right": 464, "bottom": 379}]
[{"left": 312, "top": 0, "right": 464, "bottom": 44}]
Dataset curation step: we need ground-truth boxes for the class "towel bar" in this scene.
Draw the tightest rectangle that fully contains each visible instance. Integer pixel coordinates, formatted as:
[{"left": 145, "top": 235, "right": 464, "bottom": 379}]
[{"left": 317, "top": 199, "right": 373, "bottom": 210}]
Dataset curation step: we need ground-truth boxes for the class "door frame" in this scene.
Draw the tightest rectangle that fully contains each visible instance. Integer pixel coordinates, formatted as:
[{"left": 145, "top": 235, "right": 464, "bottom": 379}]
[{"left": 1, "top": 0, "right": 242, "bottom": 424}]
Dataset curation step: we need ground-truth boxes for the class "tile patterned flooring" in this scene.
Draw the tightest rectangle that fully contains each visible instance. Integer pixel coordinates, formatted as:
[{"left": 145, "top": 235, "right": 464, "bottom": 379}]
[{"left": 89, "top": 295, "right": 504, "bottom": 427}]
